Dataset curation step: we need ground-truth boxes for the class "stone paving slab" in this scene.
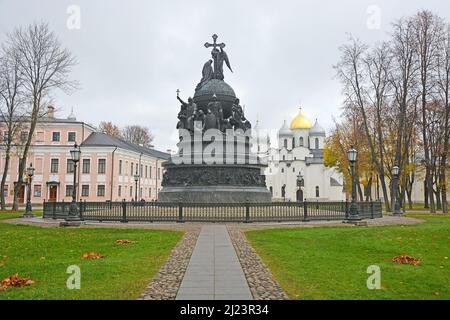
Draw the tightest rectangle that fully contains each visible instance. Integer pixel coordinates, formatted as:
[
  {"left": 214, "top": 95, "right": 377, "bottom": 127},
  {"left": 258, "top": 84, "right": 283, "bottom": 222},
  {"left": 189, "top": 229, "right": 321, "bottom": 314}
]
[{"left": 176, "top": 225, "right": 253, "bottom": 300}]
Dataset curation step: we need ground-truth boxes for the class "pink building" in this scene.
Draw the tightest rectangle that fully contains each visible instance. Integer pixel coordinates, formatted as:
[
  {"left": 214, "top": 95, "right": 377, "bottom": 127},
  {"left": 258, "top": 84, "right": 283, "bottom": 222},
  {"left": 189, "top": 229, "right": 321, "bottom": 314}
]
[{"left": 0, "top": 106, "right": 169, "bottom": 205}]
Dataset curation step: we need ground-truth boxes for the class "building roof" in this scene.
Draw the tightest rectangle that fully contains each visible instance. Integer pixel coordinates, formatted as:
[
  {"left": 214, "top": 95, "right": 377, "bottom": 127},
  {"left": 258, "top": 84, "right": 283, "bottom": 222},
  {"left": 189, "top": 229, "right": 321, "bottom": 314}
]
[
  {"left": 310, "top": 119, "right": 326, "bottom": 136},
  {"left": 81, "top": 132, "right": 170, "bottom": 160},
  {"left": 330, "top": 177, "right": 342, "bottom": 187},
  {"left": 290, "top": 108, "right": 312, "bottom": 129},
  {"left": 279, "top": 120, "right": 293, "bottom": 136}
]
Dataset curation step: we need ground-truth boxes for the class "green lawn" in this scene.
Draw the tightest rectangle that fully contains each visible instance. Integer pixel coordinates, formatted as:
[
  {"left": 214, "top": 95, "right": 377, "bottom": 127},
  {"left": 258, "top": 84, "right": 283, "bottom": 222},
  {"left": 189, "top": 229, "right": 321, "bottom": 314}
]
[
  {"left": 246, "top": 214, "right": 450, "bottom": 300},
  {"left": 0, "top": 216, "right": 182, "bottom": 300},
  {"left": 0, "top": 210, "right": 42, "bottom": 220}
]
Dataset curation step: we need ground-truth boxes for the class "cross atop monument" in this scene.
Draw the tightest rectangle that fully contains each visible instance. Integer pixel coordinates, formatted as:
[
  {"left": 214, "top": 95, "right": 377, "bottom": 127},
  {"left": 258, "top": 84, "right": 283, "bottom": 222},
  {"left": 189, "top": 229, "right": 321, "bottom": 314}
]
[{"left": 204, "top": 34, "right": 226, "bottom": 50}]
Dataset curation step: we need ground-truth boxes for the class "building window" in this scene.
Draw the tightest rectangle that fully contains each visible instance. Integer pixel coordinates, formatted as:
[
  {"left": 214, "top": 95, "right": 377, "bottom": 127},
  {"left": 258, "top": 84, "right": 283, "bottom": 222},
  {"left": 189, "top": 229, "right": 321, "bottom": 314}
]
[
  {"left": 50, "top": 159, "right": 59, "bottom": 173},
  {"left": 118, "top": 185, "right": 122, "bottom": 197},
  {"left": 140, "top": 187, "right": 143, "bottom": 198},
  {"left": 68, "top": 132, "right": 76, "bottom": 142},
  {"left": 269, "top": 186, "right": 273, "bottom": 195},
  {"left": 2, "top": 131, "right": 9, "bottom": 142},
  {"left": 131, "top": 163, "right": 134, "bottom": 176},
  {"left": 145, "top": 165, "right": 148, "bottom": 178},
  {"left": 52, "top": 132, "right": 60, "bottom": 142},
  {"left": 98, "top": 159, "right": 106, "bottom": 174},
  {"left": 300, "top": 137, "right": 304, "bottom": 146},
  {"left": 97, "top": 185, "right": 105, "bottom": 197},
  {"left": 284, "top": 139, "right": 287, "bottom": 148},
  {"left": 82, "top": 159, "right": 90, "bottom": 174},
  {"left": 281, "top": 168, "right": 284, "bottom": 173},
  {"left": 3, "top": 185, "right": 8, "bottom": 197},
  {"left": 81, "top": 185, "right": 89, "bottom": 197},
  {"left": 67, "top": 159, "right": 74, "bottom": 173},
  {"left": 119, "top": 160, "right": 122, "bottom": 175},
  {"left": 20, "top": 131, "right": 27, "bottom": 143},
  {"left": 315, "top": 138, "right": 319, "bottom": 149},
  {"left": 292, "top": 138, "right": 295, "bottom": 148},
  {"left": 66, "top": 185, "right": 74, "bottom": 197},
  {"left": 130, "top": 186, "right": 133, "bottom": 197},
  {"left": 315, "top": 186, "right": 320, "bottom": 198},
  {"left": 149, "top": 188, "right": 151, "bottom": 198},
  {"left": 293, "top": 167, "right": 295, "bottom": 172},
  {"left": 149, "top": 166, "right": 152, "bottom": 179},
  {"left": 33, "top": 185, "right": 42, "bottom": 197}
]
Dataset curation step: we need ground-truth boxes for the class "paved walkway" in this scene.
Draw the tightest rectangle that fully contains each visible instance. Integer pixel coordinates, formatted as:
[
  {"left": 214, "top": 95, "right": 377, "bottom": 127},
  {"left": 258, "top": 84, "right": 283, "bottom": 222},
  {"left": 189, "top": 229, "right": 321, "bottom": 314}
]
[{"left": 176, "top": 225, "right": 253, "bottom": 300}]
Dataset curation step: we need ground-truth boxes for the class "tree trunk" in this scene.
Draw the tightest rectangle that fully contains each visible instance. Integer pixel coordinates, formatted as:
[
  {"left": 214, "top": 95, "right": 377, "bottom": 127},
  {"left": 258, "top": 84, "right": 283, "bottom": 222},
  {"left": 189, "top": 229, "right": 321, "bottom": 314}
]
[
  {"left": 0, "top": 152, "right": 11, "bottom": 210},
  {"left": 12, "top": 101, "right": 39, "bottom": 210}
]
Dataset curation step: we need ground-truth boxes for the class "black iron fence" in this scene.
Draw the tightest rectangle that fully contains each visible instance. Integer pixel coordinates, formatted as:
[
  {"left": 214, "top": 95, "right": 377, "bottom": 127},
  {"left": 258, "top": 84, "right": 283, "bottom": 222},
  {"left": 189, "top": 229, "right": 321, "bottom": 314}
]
[{"left": 43, "top": 200, "right": 382, "bottom": 223}]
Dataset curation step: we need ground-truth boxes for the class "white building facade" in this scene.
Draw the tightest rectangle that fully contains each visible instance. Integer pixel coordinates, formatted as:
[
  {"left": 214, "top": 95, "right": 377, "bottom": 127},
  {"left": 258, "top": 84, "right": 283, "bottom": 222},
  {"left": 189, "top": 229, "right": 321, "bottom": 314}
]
[{"left": 263, "top": 108, "right": 345, "bottom": 202}]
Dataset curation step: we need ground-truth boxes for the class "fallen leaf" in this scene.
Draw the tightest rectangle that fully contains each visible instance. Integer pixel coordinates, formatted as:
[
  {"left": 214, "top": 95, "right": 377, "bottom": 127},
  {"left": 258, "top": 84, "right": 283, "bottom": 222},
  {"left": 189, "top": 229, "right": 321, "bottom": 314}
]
[
  {"left": 81, "top": 252, "right": 104, "bottom": 260},
  {"left": 115, "top": 239, "right": 135, "bottom": 245},
  {"left": 0, "top": 274, "right": 34, "bottom": 291},
  {"left": 392, "top": 255, "right": 421, "bottom": 266}
]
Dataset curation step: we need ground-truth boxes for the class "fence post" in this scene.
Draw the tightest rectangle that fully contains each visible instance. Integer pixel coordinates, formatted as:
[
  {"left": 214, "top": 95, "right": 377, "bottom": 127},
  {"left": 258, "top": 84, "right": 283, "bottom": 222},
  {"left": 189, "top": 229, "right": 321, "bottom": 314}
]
[
  {"left": 303, "top": 201, "right": 309, "bottom": 222},
  {"left": 370, "top": 202, "right": 374, "bottom": 219},
  {"left": 178, "top": 203, "right": 184, "bottom": 223},
  {"left": 245, "top": 200, "right": 250, "bottom": 223},
  {"left": 121, "top": 200, "right": 128, "bottom": 223},
  {"left": 52, "top": 201, "right": 56, "bottom": 220},
  {"left": 79, "top": 200, "right": 84, "bottom": 221},
  {"left": 345, "top": 200, "right": 349, "bottom": 219}
]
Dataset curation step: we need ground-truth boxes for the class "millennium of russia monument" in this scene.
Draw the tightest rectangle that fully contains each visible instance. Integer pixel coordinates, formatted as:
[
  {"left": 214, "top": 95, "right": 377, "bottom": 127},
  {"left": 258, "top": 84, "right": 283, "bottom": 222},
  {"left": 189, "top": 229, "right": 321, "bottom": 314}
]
[{"left": 159, "top": 34, "right": 271, "bottom": 203}]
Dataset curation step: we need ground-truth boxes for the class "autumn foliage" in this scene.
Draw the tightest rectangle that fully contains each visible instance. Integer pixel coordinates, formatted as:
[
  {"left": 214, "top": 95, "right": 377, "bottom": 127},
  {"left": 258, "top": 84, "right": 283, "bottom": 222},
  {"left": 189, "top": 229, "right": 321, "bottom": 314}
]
[
  {"left": 392, "top": 255, "right": 422, "bottom": 266},
  {"left": 81, "top": 252, "right": 104, "bottom": 260},
  {"left": 0, "top": 274, "right": 34, "bottom": 291}
]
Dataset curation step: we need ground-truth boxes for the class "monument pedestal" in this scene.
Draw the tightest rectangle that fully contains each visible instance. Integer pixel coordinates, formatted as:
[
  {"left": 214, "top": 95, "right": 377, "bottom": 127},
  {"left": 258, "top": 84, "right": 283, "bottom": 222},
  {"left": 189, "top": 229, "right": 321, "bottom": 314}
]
[
  {"left": 159, "top": 34, "right": 272, "bottom": 204},
  {"left": 159, "top": 164, "right": 271, "bottom": 203}
]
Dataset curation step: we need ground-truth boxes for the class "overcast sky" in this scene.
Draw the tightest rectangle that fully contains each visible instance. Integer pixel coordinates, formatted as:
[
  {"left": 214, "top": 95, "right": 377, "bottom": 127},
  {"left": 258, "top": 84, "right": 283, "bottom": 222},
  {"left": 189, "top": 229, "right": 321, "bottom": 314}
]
[{"left": 1, "top": 0, "right": 449, "bottom": 152}]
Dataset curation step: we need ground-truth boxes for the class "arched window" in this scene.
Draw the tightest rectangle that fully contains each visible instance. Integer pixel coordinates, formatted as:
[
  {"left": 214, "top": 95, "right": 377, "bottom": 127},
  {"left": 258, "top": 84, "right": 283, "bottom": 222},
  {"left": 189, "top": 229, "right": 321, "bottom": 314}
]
[
  {"left": 269, "top": 186, "right": 273, "bottom": 195},
  {"left": 315, "top": 186, "right": 320, "bottom": 198},
  {"left": 315, "top": 138, "right": 319, "bottom": 149},
  {"left": 284, "top": 139, "right": 287, "bottom": 148},
  {"left": 299, "top": 137, "right": 304, "bottom": 146},
  {"left": 292, "top": 138, "right": 295, "bottom": 148}
]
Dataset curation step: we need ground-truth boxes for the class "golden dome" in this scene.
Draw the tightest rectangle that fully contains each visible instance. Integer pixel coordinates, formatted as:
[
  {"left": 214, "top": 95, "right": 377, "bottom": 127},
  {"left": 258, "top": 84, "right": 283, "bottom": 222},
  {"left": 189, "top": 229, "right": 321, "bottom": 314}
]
[{"left": 290, "top": 109, "right": 312, "bottom": 129}]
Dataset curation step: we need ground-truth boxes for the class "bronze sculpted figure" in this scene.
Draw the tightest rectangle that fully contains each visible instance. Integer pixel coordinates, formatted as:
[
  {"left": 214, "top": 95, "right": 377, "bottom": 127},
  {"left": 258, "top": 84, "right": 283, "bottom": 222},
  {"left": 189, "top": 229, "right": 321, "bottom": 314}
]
[
  {"left": 203, "top": 34, "right": 233, "bottom": 81},
  {"left": 195, "top": 59, "right": 213, "bottom": 91},
  {"left": 177, "top": 92, "right": 197, "bottom": 132}
]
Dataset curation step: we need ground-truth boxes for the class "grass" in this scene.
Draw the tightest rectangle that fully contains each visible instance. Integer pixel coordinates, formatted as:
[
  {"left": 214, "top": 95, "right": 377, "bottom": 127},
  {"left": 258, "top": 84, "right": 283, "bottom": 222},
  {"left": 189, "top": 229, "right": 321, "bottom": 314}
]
[
  {"left": 0, "top": 215, "right": 182, "bottom": 300},
  {"left": 0, "top": 210, "right": 42, "bottom": 220},
  {"left": 246, "top": 214, "right": 450, "bottom": 300}
]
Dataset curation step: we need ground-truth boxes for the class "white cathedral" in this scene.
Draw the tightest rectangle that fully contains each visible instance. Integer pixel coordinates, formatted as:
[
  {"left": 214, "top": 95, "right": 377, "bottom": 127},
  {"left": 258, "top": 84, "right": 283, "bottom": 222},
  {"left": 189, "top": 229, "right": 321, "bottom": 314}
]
[{"left": 258, "top": 108, "right": 346, "bottom": 202}]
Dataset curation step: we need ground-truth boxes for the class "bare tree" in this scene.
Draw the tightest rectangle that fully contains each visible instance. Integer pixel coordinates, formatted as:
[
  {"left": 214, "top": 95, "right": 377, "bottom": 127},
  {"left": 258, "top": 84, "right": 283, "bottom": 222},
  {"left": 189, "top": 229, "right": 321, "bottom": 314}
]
[
  {"left": 0, "top": 46, "right": 26, "bottom": 210},
  {"left": 99, "top": 121, "right": 121, "bottom": 138},
  {"left": 335, "top": 36, "right": 392, "bottom": 209},
  {"left": 437, "top": 24, "right": 450, "bottom": 213},
  {"left": 389, "top": 16, "right": 420, "bottom": 211},
  {"left": 413, "top": 10, "right": 444, "bottom": 213},
  {"left": 122, "top": 125, "right": 154, "bottom": 147},
  {"left": 6, "top": 22, "right": 77, "bottom": 210}
]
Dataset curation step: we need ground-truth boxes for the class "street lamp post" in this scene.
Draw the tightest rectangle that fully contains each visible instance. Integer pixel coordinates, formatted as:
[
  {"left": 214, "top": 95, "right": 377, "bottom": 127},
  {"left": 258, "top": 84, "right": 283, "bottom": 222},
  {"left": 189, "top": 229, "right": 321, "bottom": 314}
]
[
  {"left": 347, "top": 146, "right": 361, "bottom": 222},
  {"left": 134, "top": 170, "right": 140, "bottom": 202},
  {"left": 297, "top": 172, "right": 304, "bottom": 202},
  {"left": 392, "top": 165, "right": 402, "bottom": 216},
  {"left": 23, "top": 163, "right": 35, "bottom": 218},
  {"left": 66, "top": 143, "right": 81, "bottom": 223}
]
